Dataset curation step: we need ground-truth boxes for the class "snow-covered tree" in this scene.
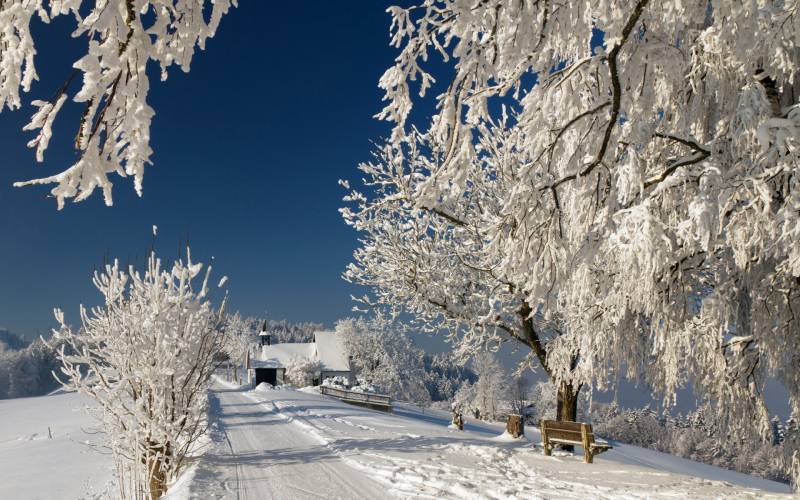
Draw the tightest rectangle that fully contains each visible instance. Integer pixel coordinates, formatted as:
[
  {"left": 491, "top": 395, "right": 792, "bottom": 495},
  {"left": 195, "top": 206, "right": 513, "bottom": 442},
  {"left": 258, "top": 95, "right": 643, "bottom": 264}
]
[
  {"left": 526, "top": 381, "right": 558, "bottom": 424},
  {"left": 284, "top": 355, "right": 322, "bottom": 387},
  {"left": 221, "top": 313, "right": 257, "bottom": 384},
  {"left": 264, "top": 319, "right": 323, "bottom": 344},
  {"left": 0, "top": 0, "right": 235, "bottom": 208},
  {"left": 0, "top": 329, "right": 29, "bottom": 351},
  {"left": 52, "top": 249, "right": 227, "bottom": 499},
  {"left": 347, "top": 1, "right": 800, "bottom": 486},
  {"left": 342, "top": 141, "right": 585, "bottom": 420},
  {"left": 0, "top": 336, "right": 61, "bottom": 399},
  {"left": 468, "top": 352, "right": 509, "bottom": 422},
  {"left": 509, "top": 374, "right": 529, "bottom": 418},
  {"left": 451, "top": 353, "right": 510, "bottom": 422},
  {"left": 336, "top": 316, "right": 431, "bottom": 406},
  {"left": 452, "top": 380, "right": 475, "bottom": 418},
  {"left": 422, "top": 351, "right": 476, "bottom": 402}
]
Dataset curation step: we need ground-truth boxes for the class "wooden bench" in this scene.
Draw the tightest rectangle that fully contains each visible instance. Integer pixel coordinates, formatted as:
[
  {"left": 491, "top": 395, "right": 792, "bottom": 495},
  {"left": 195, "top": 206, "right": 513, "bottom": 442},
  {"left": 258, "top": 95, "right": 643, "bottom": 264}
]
[{"left": 540, "top": 419, "right": 612, "bottom": 463}]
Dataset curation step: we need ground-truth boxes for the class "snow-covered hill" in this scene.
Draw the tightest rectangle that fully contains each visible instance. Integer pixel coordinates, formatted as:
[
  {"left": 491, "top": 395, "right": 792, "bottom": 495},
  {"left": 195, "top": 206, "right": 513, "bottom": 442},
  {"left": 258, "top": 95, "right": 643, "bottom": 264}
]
[
  {"left": 0, "top": 391, "right": 113, "bottom": 499},
  {"left": 1, "top": 383, "right": 794, "bottom": 499}
]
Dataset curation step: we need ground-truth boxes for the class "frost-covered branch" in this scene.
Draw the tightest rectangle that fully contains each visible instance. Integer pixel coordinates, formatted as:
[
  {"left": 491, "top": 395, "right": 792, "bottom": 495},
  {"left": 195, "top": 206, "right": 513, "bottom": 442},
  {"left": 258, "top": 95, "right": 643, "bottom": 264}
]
[{"left": 1, "top": 0, "right": 235, "bottom": 208}]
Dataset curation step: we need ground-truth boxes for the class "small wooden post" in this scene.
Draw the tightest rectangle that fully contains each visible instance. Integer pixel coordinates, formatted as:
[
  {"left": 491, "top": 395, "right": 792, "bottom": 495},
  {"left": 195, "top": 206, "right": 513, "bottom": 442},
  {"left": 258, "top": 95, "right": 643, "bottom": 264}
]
[
  {"left": 581, "top": 423, "right": 592, "bottom": 463},
  {"left": 452, "top": 411, "right": 464, "bottom": 430},
  {"left": 540, "top": 419, "right": 551, "bottom": 456},
  {"left": 506, "top": 415, "right": 523, "bottom": 438}
]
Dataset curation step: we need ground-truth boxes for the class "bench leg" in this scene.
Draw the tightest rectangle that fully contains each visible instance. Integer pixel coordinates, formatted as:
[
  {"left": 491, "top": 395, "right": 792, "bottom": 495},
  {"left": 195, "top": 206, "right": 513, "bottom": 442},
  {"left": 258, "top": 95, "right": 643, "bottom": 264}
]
[
  {"left": 540, "top": 421, "right": 550, "bottom": 457},
  {"left": 581, "top": 424, "right": 593, "bottom": 464}
]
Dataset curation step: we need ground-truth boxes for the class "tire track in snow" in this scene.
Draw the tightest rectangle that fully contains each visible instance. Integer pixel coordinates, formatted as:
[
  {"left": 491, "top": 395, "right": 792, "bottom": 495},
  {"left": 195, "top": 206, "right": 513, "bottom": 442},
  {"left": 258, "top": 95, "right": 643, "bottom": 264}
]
[{"left": 193, "top": 386, "right": 385, "bottom": 499}]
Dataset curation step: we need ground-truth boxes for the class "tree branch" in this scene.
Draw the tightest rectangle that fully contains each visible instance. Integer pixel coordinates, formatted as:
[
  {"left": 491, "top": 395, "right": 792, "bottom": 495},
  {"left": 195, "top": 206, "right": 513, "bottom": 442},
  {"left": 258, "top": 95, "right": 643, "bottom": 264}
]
[{"left": 549, "top": 0, "right": 651, "bottom": 190}]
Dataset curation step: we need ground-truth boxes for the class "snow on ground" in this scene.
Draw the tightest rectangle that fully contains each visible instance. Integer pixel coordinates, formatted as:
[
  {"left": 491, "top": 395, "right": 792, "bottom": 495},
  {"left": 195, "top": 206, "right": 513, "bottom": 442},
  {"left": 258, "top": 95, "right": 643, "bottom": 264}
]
[
  {"left": 392, "top": 402, "right": 794, "bottom": 495},
  {"left": 0, "top": 391, "right": 114, "bottom": 499},
  {"left": 1, "top": 381, "right": 793, "bottom": 500},
  {"left": 182, "top": 382, "right": 385, "bottom": 499},
  {"left": 188, "top": 381, "right": 793, "bottom": 499}
]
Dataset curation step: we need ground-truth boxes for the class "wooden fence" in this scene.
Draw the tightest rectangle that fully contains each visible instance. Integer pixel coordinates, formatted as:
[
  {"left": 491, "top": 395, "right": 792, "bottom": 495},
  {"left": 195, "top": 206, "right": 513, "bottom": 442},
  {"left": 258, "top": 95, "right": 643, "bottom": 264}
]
[{"left": 319, "top": 386, "right": 392, "bottom": 410}]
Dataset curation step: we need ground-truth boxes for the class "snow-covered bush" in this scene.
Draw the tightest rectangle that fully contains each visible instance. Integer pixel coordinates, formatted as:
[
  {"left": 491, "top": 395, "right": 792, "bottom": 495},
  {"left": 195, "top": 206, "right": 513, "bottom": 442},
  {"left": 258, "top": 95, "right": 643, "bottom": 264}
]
[
  {"left": 53, "top": 250, "right": 227, "bottom": 499},
  {"left": 322, "top": 376, "right": 350, "bottom": 389},
  {"left": 284, "top": 356, "right": 322, "bottom": 387},
  {"left": 471, "top": 353, "right": 509, "bottom": 421},
  {"left": 321, "top": 376, "right": 384, "bottom": 394}
]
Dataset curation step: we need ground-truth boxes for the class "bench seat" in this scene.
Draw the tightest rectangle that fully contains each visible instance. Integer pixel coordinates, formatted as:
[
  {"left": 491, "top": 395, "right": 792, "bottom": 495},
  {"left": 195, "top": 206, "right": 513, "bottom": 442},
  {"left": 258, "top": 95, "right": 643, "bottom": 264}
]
[{"left": 540, "top": 419, "right": 612, "bottom": 464}]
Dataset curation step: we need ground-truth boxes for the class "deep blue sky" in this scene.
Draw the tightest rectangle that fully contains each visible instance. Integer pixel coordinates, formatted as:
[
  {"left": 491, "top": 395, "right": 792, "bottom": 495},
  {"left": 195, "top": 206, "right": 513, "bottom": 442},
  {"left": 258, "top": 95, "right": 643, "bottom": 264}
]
[{"left": 0, "top": 2, "right": 415, "bottom": 338}]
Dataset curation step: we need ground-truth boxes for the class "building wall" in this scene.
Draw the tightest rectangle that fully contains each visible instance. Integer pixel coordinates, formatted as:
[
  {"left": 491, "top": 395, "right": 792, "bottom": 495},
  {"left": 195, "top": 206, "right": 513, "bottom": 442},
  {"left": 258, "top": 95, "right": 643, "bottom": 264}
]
[{"left": 247, "top": 367, "right": 286, "bottom": 386}]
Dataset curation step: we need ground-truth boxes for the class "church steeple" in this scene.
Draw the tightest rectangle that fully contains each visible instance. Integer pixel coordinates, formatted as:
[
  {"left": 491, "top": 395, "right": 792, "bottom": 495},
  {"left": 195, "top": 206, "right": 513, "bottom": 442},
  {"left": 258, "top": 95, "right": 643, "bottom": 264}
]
[{"left": 258, "top": 321, "right": 270, "bottom": 346}]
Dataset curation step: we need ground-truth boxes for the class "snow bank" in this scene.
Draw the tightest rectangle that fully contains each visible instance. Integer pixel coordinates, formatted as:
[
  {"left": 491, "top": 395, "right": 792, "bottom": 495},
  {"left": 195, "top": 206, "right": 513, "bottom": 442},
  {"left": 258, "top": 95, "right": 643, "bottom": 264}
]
[
  {"left": 254, "top": 382, "right": 273, "bottom": 392},
  {"left": 254, "top": 382, "right": 294, "bottom": 392},
  {"left": 492, "top": 430, "right": 527, "bottom": 442}
]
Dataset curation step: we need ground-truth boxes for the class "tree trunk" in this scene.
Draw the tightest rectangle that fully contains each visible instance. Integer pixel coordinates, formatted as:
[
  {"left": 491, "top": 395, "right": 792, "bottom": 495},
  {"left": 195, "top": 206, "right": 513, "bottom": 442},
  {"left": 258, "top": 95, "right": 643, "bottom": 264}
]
[
  {"left": 148, "top": 459, "right": 167, "bottom": 499},
  {"left": 556, "top": 381, "right": 579, "bottom": 422},
  {"left": 144, "top": 441, "right": 171, "bottom": 499},
  {"left": 555, "top": 381, "right": 580, "bottom": 452},
  {"left": 506, "top": 414, "right": 523, "bottom": 438}
]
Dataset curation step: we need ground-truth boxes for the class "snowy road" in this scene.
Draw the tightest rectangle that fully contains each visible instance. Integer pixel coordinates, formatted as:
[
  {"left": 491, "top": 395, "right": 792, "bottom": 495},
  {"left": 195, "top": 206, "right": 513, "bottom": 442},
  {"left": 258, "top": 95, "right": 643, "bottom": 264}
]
[{"left": 184, "top": 385, "right": 384, "bottom": 499}]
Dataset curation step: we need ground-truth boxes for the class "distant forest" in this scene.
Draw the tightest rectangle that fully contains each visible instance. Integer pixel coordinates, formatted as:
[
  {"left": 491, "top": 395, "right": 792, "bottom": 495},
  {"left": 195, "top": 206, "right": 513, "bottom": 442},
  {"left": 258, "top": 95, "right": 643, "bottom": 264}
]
[{"left": 0, "top": 330, "right": 61, "bottom": 399}]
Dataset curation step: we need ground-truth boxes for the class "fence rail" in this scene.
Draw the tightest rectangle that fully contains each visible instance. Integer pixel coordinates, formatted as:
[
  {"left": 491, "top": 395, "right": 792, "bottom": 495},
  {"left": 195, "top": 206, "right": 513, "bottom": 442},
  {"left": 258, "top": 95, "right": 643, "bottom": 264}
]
[{"left": 320, "top": 386, "right": 392, "bottom": 408}]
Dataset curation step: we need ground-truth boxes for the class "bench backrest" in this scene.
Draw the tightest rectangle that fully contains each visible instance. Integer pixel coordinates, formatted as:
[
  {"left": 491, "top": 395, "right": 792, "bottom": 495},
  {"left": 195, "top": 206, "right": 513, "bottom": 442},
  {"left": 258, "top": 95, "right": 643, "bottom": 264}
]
[{"left": 541, "top": 419, "right": 595, "bottom": 443}]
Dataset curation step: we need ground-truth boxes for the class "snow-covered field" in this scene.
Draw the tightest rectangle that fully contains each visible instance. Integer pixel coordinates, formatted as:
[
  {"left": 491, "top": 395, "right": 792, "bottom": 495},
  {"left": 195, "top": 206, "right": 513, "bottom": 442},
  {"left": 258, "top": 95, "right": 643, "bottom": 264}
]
[
  {"left": 0, "top": 391, "right": 114, "bottom": 499},
  {"left": 183, "top": 381, "right": 793, "bottom": 499},
  {"left": 1, "top": 383, "right": 794, "bottom": 499}
]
